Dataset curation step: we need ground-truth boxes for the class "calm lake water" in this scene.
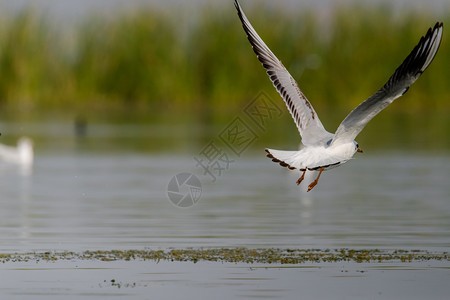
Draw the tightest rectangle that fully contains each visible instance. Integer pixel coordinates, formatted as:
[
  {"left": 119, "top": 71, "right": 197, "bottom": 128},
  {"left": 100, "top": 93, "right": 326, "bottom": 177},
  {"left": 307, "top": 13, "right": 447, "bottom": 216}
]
[
  {"left": 1, "top": 151, "right": 449, "bottom": 252},
  {"left": 0, "top": 122, "right": 449, "bottom": 299}
]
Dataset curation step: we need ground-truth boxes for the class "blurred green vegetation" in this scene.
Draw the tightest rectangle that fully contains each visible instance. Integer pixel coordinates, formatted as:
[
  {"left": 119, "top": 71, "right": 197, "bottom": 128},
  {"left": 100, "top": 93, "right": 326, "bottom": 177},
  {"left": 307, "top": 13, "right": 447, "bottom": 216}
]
[{"left": 0, "top": 3, "right": 448, "bottom": 151}]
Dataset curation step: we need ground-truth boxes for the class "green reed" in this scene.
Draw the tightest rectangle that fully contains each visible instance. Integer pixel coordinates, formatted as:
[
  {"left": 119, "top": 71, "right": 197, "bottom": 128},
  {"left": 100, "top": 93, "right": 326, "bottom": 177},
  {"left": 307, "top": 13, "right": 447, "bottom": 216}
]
[{"left": 0, "top": 4, "right": 448, "bottom": 149}]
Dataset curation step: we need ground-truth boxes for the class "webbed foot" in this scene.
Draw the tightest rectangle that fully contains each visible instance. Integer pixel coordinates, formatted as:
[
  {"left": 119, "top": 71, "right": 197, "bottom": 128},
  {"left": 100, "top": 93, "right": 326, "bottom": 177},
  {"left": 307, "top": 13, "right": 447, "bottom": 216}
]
[
  {"left": 307, "top": 167, "right": 324, "bottom": 192},
  {"left": 296, "top": 170, "right": 306, "bottom": 185}
]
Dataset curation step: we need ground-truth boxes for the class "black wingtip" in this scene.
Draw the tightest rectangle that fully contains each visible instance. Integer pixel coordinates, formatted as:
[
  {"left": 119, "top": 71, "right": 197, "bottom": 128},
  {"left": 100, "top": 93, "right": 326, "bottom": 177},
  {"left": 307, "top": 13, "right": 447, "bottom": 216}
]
[
  {"left": 385, "top": 22, "right": 443, "bottom": 92},
  {"left": 234, "top": 0, "right": 241, "bottom": 16}
]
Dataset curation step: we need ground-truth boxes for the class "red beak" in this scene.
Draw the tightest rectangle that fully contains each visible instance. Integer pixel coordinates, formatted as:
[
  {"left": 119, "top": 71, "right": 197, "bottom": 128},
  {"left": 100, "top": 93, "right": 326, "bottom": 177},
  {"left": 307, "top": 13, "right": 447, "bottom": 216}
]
[{"left": 357, "top": 148, "right": 363, "bottom": 153}]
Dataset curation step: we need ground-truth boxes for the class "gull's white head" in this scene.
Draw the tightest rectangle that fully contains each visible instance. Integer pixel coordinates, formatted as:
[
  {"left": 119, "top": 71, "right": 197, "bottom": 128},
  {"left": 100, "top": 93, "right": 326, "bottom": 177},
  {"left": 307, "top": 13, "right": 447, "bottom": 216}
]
[
  {"left": 354, "top": 141, "right": 363, "bottom": 153},
  {"left": 327, "top": 140, "right": 363, "bottom": 162}
]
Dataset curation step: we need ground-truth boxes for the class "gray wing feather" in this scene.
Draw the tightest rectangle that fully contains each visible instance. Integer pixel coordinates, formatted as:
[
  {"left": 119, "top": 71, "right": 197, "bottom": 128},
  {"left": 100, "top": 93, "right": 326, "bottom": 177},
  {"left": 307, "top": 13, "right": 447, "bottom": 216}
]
[
  {"left": 235, "top": 0, "right": 333, "bottom": 146},
  {"left": 332, "top": 22, "right": 443, "bottom": 145}
]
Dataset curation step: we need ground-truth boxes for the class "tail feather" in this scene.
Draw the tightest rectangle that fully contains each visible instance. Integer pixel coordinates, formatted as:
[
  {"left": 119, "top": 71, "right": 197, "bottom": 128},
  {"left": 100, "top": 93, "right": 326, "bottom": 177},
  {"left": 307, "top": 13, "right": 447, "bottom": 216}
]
[{"left": 265, "top": 149, "right": 304, "bottom": 171}]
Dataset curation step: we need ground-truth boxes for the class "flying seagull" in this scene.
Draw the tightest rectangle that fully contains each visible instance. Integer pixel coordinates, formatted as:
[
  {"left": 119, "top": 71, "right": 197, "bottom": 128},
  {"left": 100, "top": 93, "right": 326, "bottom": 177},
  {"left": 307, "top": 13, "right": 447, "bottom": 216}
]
[{"left": 234, "top": 0, "right": 443, "bottom": 191}]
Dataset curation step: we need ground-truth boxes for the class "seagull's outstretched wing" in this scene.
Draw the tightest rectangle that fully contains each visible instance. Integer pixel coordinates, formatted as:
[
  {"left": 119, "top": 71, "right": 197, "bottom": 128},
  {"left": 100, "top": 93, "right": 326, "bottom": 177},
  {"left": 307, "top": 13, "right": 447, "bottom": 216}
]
[
  {"left": 235, "top": 0, "right": 332, "bottom": 146},
  {"left": 332, "top": 22, "right": 443, "bottom": 146}
]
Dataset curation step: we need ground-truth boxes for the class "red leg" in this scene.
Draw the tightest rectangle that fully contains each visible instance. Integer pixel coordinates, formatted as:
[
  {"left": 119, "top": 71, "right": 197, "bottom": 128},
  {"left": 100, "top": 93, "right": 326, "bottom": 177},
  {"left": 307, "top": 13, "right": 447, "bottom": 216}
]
[
  {"left": 307, "top": 167, "right": 324, "bottom": 192},
  {"left": 296, "top": 170, "right": 306, "bottom": 185}
]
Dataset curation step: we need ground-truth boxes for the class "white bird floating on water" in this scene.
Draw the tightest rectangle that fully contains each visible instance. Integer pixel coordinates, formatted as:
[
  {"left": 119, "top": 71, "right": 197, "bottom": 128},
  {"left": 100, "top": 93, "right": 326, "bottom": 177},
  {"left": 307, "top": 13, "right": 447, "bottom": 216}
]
[
  {"left": 235, "top": 0, "right": 443, "bottom": 191},
  {"left": 0, "top": 137, "right": 34, "bottom": 166}
]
